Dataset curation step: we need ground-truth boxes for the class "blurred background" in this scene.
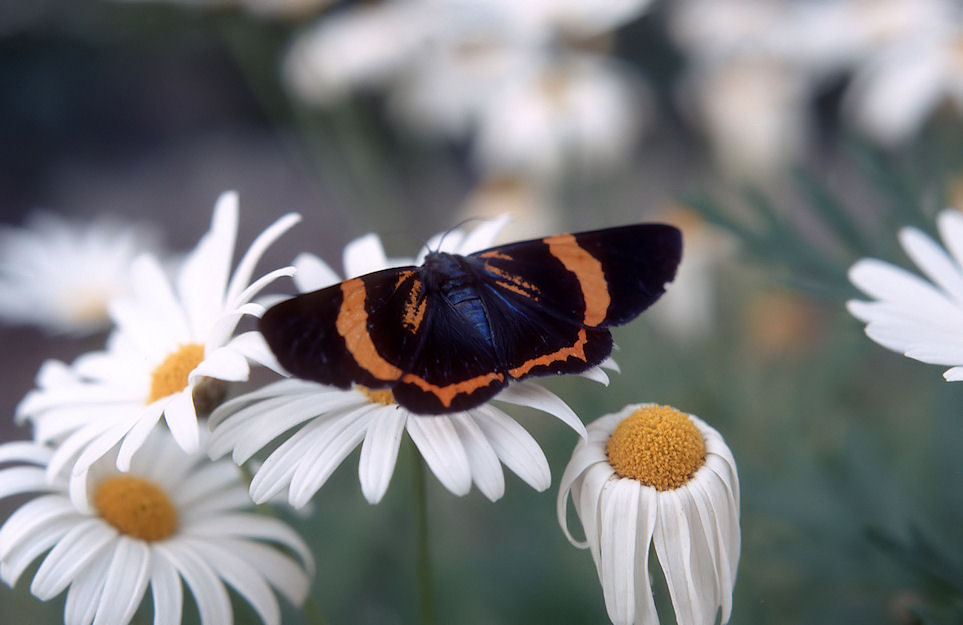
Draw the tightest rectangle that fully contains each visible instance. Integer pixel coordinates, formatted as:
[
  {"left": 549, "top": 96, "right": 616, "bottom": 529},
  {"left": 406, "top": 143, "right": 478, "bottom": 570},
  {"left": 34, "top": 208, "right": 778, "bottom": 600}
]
[{"left": 1, "top": 0, "right": 962, "bottom": 623}]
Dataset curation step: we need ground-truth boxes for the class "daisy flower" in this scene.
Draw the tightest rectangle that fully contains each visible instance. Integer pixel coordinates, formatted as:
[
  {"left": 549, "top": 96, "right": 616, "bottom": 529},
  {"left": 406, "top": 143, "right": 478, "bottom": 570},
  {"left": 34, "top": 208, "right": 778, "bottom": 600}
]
[
  {"left": 208, "top": 217, "right": 611, "bottom": 505},
  {"left": 16, "top": 191, "right": 300, "bottom": 487},
  {"left": 848, "top": 209, "right": 963, "bottom": 381},
  {"left": 0, "top": 428, "right": 313, "bottom": 625},
  {"left": 558, "top": 403, "right": 740, "bottom": 625},
  {"left": 0, "top": 212, "right": 156, "bottom": 335}
]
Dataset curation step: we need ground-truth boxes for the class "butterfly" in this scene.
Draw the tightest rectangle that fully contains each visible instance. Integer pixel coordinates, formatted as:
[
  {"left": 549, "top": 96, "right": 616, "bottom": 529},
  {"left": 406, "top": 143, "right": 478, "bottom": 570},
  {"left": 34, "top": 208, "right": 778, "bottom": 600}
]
[{"left": 259, "top": 224, "right": 682, "bottom": 415}]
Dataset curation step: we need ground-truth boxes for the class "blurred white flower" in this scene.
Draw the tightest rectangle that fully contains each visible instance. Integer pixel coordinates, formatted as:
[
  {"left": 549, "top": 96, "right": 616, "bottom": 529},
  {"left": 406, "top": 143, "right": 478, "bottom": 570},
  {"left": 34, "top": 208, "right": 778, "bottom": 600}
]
[
  {"left": 0, "top": 213, "right": 155, "bottom": 335},
  {"left": 558, "top": 403, "right": 740, "bottom": 625},
  {"left": 680, "top": 55, "right": 809, "bottom": 183},
  {"left": 0, "top": 429, "right": 313, "bottom": 625},
  {"left": 845, "top": 10, "right": 963, "bottom": 145},
  {"left": 474, "top": 54, "right": 644, "bottom": 180},
  {"left": 284, "top": 3, "right": 432, "bottom": 106},
  {"left": 17, "top": 192, "right": 300, "bottom": 493},
  {"left": 848, "top": 209, "right": 963, "bottom": 381},
  {"left": 209, "top": 217, "right": 609, "bottom": 506},
  {"left": 285, "top": 0, "right": 654, "bottom": 179}
]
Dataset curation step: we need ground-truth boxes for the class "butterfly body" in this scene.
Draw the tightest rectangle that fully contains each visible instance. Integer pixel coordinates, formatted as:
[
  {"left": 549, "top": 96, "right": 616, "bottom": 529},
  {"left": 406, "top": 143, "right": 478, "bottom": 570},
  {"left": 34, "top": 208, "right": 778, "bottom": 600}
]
[{"left": 261, "top": 224, "right": 682, "bottom": 414}]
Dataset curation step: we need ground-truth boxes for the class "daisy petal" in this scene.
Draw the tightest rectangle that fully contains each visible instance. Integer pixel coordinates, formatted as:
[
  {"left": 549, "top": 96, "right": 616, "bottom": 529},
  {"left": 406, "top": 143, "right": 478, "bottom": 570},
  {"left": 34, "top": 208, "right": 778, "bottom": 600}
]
[
  {"left": 407, "top": 415, "right": 472, "bottom": 496},
  {"left": 358, "top": 407, "right": 407, "bottom": 504},
  {"left": 496, "top": 383, "right": 587, "bottom": 438},
  {"left": 156, "top": 541, "right": 233, "bottom": 625},
  {"left": 599, "top": 479, "right": 641, "bottom": 625},
  {"left": 473, "top": 404, "right": 550, "bottom": 492},
  {"left": 451, "top": 413, "right": 505, "bottom": 501},
  {"left": 293, "top": 252, "right": 341, "bottom": 291},
  {"left": 150, "top": 556, "right": 183, "bottom": 625},
  {"left": 343, "top": 233, "right": 390, "bottom": 277},
  {"left": 92, "top": 538, "right": 150, "bottom": 625},
  {"left": 32, "top": 520, "right": 115, "bottom": 600}
]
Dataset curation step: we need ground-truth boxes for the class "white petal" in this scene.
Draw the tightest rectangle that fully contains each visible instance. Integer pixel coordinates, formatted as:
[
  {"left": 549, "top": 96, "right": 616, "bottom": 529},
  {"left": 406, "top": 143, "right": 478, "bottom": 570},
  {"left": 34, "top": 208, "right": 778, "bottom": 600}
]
[
  {"left": 899, "top": 226, "right": 963, "bottom": 305},
  {"left": 92, "top": 538, "right": 150, "bottom": 625},
  {"left": 190, "top": 345, "right": 251, "bottom": 383},
  {"left": 149, "top": 555, "right": 183, "bottom": 625},
  {"left": 211, "top": 539, "right": 311, "bottom": 606},
  {"left": 451, "top": 413, "right": 504, "bottom": 501},
  {"left": 579, "top": 366, "right": 610, "bottom": 386},
  {"left": 633, "top": 488, "right": 660, "bottom": 625},
  {"left": 32, "top": 520, "right": 116, "bottom": 600},
  {"left": 557, "top": 443, "right": 609, "bottom": 547},
  {"left": 598, "top": 479, "right": 641, "bottom": 625},
  {"left": 578, "top": 463, "right": 617, "bottom": 566},
  {"left": 226, "top": 331, "right": 283, "bottom": 374},
  {"left": 358, "top": 407, "right": 407, "bottom": 504},
  {"left": 115, "top": 405, "right": 167, "bottom": 473},
  {"left": 495, "top": 383, "right": 587, "bottom": 438},
  {"left": 127, "top": 254, "right": 192, "bottom": 346},
  {"left": 0, "top": 467, "right": 49, "bottom": 499},
  {"left": 183, "top": 514, "right": 314, "bottom": 578},
  {"left": 1, "top": 513, "right": 75, "bottom": 587},
  {"left": 177, "top": 192, "right": 237, "bottom": 338},
  {"left": 943, "top": 366, "right": 963, "bottom": 381},
  {"left": 406, "top": 415, "right": 472, "bottom": 496},
  {"left": 288, "top": 406, "right": 376, "bottom": 507},
  {"left": 653, "top": 489, "right": 704, "bottom": 625},
  {"left": 225, "top": 212, "right": 301, "bottom": 307},
  {"left": 293, "top": 252, "right": 341, "bottom": 292},
  {"left": 189, "top": 539, "right": 280, "bottom": 625},
  {"left": 163, "top": 390, "right": 200, "bottom": 454},
  {"left": 472, "top": 404, "right": 550, "bottom": 491},
  {"left": 155, "top": 541, "right": 233, "bottom": 625},
  {"left": 64, "top": 549, "right": 110, "bottom": 625},
  {"left": 457, "top": 214, "right": 511, "bottom": 254},
  {"left": 938, "top": 210, "right": 963, "bottom": 270},
  {"left": 0, "top": 495, "right": 76, "bottom": 556},
  {"left": 343, "top": 233, "right": 389, "bottom": 277},
  {"left": 849, "top": 259, "right": 963, "bottom": 325}
]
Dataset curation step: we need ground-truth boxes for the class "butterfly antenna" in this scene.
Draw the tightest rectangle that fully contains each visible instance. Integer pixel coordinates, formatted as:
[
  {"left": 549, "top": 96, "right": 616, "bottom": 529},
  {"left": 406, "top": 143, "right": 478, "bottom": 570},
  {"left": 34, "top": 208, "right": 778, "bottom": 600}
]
[{"left": 433, "top": 217, "right": 483, "bottom": 253}]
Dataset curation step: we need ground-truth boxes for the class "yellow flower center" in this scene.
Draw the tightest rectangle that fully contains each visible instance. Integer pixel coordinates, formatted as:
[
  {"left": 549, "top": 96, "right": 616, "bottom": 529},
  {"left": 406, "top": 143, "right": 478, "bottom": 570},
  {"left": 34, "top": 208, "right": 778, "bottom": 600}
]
[
  {"left": 605, "top": 405, "right": 706, "bottom": 491},
  {"left": 357, "top": 385, "right": 396, "bottom": 406},
  {"left": 93, "top": 475, "right": 178, "bottom": 541},
  {"left": 148, "top": 343, "right": 205, "bottom": 404}
]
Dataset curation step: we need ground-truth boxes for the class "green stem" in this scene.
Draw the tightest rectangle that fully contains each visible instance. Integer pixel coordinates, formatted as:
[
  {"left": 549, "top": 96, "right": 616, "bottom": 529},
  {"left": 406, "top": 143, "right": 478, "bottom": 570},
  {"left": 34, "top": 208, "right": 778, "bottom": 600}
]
[{"left": 412, "top": 447, "right": 437, "bottom": 625}]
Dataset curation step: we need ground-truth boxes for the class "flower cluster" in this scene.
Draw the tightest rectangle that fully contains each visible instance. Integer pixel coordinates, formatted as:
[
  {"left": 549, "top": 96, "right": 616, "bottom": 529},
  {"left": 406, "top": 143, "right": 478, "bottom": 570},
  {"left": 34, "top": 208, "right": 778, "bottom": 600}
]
[{"left": 1, "top": 194, "right": 742, "bottom": 625}]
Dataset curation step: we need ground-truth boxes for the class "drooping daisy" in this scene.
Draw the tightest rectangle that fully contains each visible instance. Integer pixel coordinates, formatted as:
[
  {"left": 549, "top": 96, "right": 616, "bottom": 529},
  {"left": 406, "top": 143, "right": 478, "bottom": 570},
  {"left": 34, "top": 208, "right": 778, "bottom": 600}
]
[
  {"left": 0, "top": 428, "right": 313, "bottom": 625},
  {"left": 848, "top": 208, "right": 963, "bottom": 381},
  {"left": 16, "top": 191, "right": 300, "bottom": 487},
  {"left": 0, "top": 212, "right": 156, "bottom": 335},
  {"left": 558, "top": 403, "right": 740, "bottom": 625},
  {"left": 208, "top": 217, "right": 612, "bottom": 505}
]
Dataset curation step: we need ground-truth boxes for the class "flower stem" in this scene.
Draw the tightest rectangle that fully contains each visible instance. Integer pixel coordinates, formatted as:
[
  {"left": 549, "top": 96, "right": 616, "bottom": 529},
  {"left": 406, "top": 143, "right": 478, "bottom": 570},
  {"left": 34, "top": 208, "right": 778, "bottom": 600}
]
[{"left": 412, "top": 447, "right": 437, "bottom": 625}]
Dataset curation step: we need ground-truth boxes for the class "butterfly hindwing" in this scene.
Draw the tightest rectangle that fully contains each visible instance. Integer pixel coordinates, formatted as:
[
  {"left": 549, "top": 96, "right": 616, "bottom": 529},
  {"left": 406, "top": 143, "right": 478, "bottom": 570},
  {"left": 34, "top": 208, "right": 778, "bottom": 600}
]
[{"left": 391, "top": 291, "right": 507, "bottom": 413}]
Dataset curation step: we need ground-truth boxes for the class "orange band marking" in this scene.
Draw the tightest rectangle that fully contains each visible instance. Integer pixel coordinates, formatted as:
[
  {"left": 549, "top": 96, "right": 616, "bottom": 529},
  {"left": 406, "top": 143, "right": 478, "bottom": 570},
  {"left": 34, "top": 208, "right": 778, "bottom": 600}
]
[
  {"left": 336, "top": 279, "right": 403, "bottom": 381},
  {"left": 508, "top": 328, "right": 588, "bottom": 378},
  {"left": 402, "top": 279, "right": 427, "bottom": 333},
  {"left": 401, "top": 371, "right": 504, "bottom": 408},
  {"left": 484, "top": 263, "right": 540, "bottom": 300},
  {"left": 480, "top": 250, "right": 513, "bottom": 261},
  {"left": 544, "top": 234, "right": 609, "bottom": 326}
]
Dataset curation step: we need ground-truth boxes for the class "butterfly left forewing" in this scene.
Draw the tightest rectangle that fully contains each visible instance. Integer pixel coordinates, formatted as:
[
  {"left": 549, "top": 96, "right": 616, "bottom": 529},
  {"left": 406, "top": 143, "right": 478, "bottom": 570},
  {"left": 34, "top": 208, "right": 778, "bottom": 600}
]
[{"left": 259, "top": 267, "right": 423, "bottom": 390}]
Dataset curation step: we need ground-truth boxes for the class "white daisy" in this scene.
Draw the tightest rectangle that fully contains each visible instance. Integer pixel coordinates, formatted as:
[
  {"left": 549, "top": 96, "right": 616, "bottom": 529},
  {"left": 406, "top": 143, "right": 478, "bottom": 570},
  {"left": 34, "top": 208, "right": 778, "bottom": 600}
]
[
  {"left": 0, "top": 212, "right": 156, "bottom": 335},
  {"left": 208, "top": 217, "right": 612, "bottom": 505},
  {"left": 848, "top": 208, "right": 963, "bottom": 381},
  {"left": 558, "top": 403, "right": 740, "bottom": 625},
  {"left": 0, "top": 428, "right": 313, "bottom": 625},
  {"left": 16, "top": 191, "right": 300, "bottom": 488}
]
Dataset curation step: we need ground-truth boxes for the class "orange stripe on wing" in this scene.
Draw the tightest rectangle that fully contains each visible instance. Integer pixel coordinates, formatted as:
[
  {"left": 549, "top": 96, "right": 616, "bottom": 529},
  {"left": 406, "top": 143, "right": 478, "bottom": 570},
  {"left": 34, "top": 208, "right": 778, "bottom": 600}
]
[
  {"left": 544, "top": 234, "right": 610, "bottom": 326},
  {"left": 401, "top": 371, "right": 505, "bottom": 408},
  {"left": 336, "top": 278, "right": 403, "bottom": 381},
  {"left": 508, "top": 328, "right": 589, "bottom": 378}
]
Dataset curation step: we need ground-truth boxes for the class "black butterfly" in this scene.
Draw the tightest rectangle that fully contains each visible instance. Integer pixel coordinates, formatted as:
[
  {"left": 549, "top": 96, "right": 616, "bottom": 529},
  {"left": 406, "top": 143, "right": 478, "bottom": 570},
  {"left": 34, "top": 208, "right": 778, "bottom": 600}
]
[{"left": 260, "top": 224, "right": 682, "bottom": 414}]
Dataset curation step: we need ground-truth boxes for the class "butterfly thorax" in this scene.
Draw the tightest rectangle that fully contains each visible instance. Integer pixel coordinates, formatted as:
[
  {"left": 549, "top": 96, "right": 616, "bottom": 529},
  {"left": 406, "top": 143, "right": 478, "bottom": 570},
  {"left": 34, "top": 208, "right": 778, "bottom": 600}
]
[{"left": 421, "top": 252, "right": 492, "bottom": 345}]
